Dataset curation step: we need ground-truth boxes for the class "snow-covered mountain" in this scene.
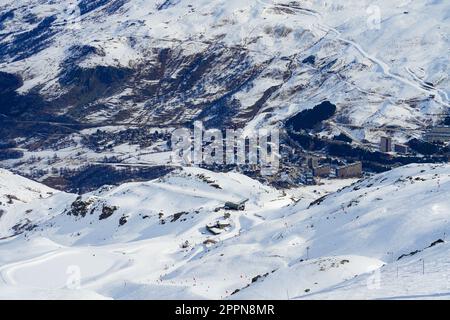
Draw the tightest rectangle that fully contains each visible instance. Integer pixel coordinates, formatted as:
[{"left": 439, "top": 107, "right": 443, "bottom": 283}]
[
  {"left": 0, "top": 0, "right": 449, "bottom": 187},
  {"left": 1, "top": 0, "right": 450, "bottom": 300},
  {"left": 0, "top": 163, "right": 449, "bottom": 299},
  {"left": 2, "top": 0, "right": 448, "bottom": 129}
]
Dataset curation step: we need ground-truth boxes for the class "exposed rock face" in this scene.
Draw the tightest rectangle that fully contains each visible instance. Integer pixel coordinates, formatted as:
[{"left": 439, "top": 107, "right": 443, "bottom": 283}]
[
  {"left": 67, "top": 196, "right": 93, "bottom": 217},
  {"left": 99, "top": 205, "right": 118, "bottom": 220}
]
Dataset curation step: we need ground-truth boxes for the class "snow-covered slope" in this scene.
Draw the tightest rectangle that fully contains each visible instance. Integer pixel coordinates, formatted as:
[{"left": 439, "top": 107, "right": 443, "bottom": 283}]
[
  {"left": 0, "top": 168, "right": 55, "bottom": 204},
  {"left": 232, "top": 163, "right": 450, "bottom": 299},
  {"left": 0, "top": 168, "right": 63, "bottom": 238},
  {"left": 28, "top": 167, "right": 287, "bottom": 245},
  {"left": 1, "top": 163, "right": 450, "bottom": 299},
  {"left": 1, "top": 0, "right": 448, "bottom": 131},
  {"left": 1, "top": 0, "right": 449, "bottom": 187}
]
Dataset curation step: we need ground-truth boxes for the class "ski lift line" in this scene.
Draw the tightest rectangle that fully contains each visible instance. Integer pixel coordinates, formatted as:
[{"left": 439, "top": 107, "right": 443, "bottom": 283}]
[
  {"left": 90, "top": 161, "right": 174, "bottom": 168},
  {"left": 328, "top": 121, "right": 364, "bottom": 147},
  {"left": 0, "top": 118, "right": 170, "bottom": 142},
  {"left": 331, "top": 122, "right": 423, "bottom": 132},
  {"left": 0, "top": 119, "right": 164, "bottom": 128},
  {"left": 83, "top": 34, "right": 275, "bottom": 59}
]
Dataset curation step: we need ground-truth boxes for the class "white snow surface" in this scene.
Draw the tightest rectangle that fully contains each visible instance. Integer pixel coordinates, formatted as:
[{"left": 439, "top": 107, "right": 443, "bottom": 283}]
[{"left": 1, "top": 163, "right": 450, "bottom": 299}]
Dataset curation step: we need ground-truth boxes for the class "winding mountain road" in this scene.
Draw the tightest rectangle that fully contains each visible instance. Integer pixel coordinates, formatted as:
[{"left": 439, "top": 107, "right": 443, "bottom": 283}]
[{"left": 278, "top": 3, "right": 449, "bottom": 109}]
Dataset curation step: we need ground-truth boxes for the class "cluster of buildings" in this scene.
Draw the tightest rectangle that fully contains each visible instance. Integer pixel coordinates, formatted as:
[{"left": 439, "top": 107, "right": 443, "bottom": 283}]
[
  {"left": 424, "top": 126, "right": 450, "bottom": 144},
  {"left": 297, "top": 125, "right": 450, "bottom": 187},
  {"left": 380, "top": 126, "right": 450, "bottom": 154},
  {"left": 379, "top": 136, "right": 410, "bottom": 154},
  {"left": 302, "top": 157, "right": 363, "bottom": 185},
  {"left": 336, "top": 162, "right": 363, "bottom": 179}
]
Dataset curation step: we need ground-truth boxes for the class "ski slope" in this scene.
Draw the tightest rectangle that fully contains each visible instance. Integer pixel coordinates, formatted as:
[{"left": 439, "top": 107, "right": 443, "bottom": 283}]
[{"left": 0, "top": 163, "right": 450, "bottom": 299}]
